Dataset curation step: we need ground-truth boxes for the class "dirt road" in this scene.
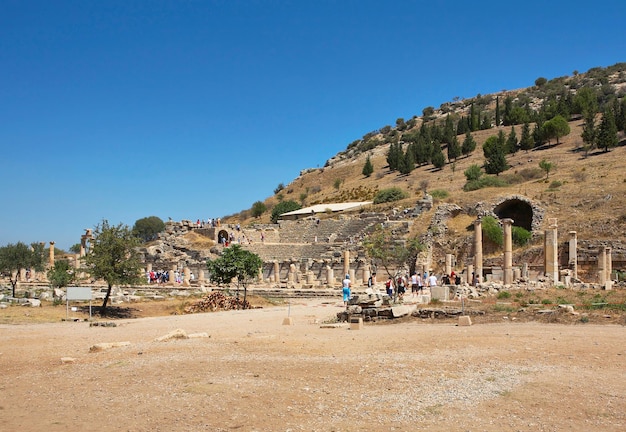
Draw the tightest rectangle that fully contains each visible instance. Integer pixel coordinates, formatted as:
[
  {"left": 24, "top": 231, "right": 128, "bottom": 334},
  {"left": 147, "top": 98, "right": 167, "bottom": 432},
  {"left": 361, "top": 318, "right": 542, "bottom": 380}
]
[{"left": 1, "top": 299, "right": 624, "bottom": 431}]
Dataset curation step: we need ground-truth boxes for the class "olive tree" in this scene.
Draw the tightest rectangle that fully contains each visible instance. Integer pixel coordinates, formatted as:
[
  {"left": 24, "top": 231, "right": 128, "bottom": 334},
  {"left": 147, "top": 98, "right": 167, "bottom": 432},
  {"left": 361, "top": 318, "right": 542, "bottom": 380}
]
[
  {"left": 82, "top": 220, "right": 143, "bottom": 315},
  {"left": 363, "top": 226, "right": 423, "bottom": 302},
  {"left": 206, "top": 244, "right": 262, "bottom": 307},
  {"left": 0, "top": 242, "right": 46, "bottom": 297}
]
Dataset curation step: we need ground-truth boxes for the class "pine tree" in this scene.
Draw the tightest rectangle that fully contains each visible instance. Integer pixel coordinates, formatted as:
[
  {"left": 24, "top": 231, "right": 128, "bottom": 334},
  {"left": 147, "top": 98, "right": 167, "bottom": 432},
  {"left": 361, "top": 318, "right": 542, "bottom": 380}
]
[
  {"left": 533, "top": 115, "right": 546, "bottom": 148},
  {"left": 362, "top": 155, "right": 374, "bottom": 177},
  {"left": 461, "top": 131, "right": 477, "bottom": 157},
  {"left": 581, "top": 111, "right": 596, "bottom": 155},
  {"left": 597, "top": 107, "right": 618, "bottom": 152},
  {"left": 519, "top": 122, "right": 533, "bottom": 152},
  {"left": 506, "top": 126, "right": 518, "bottom": 154},
  {"left": 431, "top": 143, "right": 446, "bottom": 169},
  {"left": 447, "top": 135, "right": 461, "bottom": 161},
  {"left": 456, "top": 115, "right": 468, "bottom": 135},
  {"left": 399, "top": 146, "right": 415, "bottom": 175},
  {"left": 386, "top": 142, "right": 402, "bottom": 171},
  {"left": 495, "top": 96, "right": 501, "bottom": 126}
]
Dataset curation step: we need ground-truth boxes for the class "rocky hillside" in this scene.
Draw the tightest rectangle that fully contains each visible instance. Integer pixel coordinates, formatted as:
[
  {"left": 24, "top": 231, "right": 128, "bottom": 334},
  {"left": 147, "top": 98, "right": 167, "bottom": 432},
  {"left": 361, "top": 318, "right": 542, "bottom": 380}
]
[{"left": 218, "top": 62, "right": 626, "bottom": 278}]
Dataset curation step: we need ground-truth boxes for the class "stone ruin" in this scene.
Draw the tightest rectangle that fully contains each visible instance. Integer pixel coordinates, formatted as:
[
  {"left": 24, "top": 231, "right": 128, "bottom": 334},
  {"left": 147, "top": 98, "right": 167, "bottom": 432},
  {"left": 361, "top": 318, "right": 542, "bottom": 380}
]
[{"left": 4, "top": 195, "right": 625, "bottom": 306}]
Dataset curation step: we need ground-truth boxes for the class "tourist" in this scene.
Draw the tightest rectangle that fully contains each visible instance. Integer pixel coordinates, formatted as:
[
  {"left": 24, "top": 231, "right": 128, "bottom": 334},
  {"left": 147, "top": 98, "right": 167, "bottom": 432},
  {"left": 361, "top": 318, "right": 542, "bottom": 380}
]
[
  {"left": 342, "top": 274, "right": 351, "bottom": 307},
  {"left": 428, "top": 272, "right": 438, "bottom": 288},
  {"left": 397, "top": 273, "right": 406, "bottom": 300},
  {"left": 385, "top": 278, "right": 393, "bottom": 298},
  {"left": 417, "top": 272, "right": 423, "bottom": 293},
  {"left": 368, "top": 272, "right": 376, "bottom": 289},
  {"left": 411, "top": 272, "right": 419, "bottom": 297}
]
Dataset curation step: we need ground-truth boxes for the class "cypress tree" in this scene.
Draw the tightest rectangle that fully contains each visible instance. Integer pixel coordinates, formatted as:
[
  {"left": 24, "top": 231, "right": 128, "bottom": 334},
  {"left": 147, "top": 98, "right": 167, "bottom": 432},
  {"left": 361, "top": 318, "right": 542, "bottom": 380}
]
[{"left": 362, "top": 155, "right": 374, "bottom": 177}]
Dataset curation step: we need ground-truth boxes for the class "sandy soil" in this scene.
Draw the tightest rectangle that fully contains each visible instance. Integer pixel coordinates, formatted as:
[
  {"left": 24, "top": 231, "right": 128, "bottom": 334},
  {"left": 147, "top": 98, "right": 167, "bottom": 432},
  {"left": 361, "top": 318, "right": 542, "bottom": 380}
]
[{"left": 1, "top": 298, "right": 625, "bottom": 432}]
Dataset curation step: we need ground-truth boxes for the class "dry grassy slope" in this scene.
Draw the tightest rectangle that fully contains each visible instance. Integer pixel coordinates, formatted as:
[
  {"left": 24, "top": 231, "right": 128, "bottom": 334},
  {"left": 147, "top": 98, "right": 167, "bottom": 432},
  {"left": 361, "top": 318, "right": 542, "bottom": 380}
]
[{"left": 235, "top": 119, "right": 626, "bottom": 247}]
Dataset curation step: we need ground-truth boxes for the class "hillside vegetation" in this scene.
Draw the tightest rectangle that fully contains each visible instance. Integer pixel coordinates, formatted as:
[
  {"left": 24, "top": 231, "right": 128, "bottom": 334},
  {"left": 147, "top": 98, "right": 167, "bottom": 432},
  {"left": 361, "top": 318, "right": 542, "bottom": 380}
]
[{"left": 227, "top": 63, "right": 626, "bottom": 243}]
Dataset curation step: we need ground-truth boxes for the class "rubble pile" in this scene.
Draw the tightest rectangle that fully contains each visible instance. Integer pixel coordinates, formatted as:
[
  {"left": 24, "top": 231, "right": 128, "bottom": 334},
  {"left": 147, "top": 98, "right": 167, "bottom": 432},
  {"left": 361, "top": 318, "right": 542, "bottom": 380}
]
[{"left": 184, "top": 292, "right": 250, "bottom": 314}]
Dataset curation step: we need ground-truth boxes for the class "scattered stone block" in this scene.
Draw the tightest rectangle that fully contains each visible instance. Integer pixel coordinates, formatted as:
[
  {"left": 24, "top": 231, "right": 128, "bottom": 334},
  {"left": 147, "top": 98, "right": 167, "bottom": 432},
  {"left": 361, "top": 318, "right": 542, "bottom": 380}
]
[
  {"left": 61, "top": 357, "right": 77, "bottom": 364},
  {"left": 282, "top": 317, "right": 294, "bottom": 325},
  {"left": 154, "top": 329, "right": 188, "bottom": 342},
  {"left": 458, "top": 316, "right": 472, "bottom": 326},
  {"left": 430, "top": 286, "right": 449, "bottom": 301},
  {"left": 349, "top": 317, "right": 363, "bottom": 330},
  {"left": 89, "top": 341, "right": 131, "bottom": 352},
  {"left": 188, "top": 332, "right": 209, "bottom": 338},
  {"left": 391, "top": 305, "right": 410, "bottom": 318}
]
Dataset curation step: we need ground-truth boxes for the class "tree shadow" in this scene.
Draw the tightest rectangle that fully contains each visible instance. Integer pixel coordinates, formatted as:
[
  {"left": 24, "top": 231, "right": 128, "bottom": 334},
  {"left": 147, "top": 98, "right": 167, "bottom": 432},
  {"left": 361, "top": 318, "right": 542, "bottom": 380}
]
[{"left": 78, "top": 305, "right": 138, "bottom": 319}]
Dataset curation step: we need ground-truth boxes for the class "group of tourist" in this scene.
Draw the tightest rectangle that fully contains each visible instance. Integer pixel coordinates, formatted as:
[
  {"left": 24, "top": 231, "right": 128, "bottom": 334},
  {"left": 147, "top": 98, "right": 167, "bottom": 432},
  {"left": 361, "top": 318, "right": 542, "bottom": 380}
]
[
  {"left": 147, "top": 270, "right": 169, "bottom": 284},
  {"left": 385, "top": 271, "right": 441, "bottom": 300},
  {"left": 195, "top": 218, "right": 222, "bottom": 229}
]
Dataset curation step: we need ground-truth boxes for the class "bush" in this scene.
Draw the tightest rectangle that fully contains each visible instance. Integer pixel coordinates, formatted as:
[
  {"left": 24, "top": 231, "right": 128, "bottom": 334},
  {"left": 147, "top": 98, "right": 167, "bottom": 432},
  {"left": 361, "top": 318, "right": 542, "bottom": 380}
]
[
  {"left": 482, "top": 216, "right": 503, "bottom": 247},
  {"left": 464, "top": 164, "right": 482, "bottom": 181},
  {"left": 512, "top": 226, "right": 532, "bottom": 247},
  {"left": 373, "top": 187, "right": 409, "bottom": 204},
  {"left": 548, "top": 180, "right": 562, "bottom": 189},
  {"left": 270, "top": 200, "right": 301, "bottom": 223},
  {"left": 497, "top": 291, "right": 511, "bottom": 299},
  {"left": 463, "top": 176, "right": 509, "bottom": 192},
  {"left": 430, "top": 189, "right": 449, "bottom": 200}
]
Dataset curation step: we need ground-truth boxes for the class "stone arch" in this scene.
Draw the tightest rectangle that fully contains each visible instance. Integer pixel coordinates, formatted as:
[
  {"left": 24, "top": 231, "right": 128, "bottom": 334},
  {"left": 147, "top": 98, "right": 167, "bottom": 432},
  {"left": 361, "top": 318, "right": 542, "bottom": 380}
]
[
  {"left": 493, "top": 195, "right": 543, "bottom": 231},
  {"left": 217, "top": 229, "right": 229, "bottom": 244}
]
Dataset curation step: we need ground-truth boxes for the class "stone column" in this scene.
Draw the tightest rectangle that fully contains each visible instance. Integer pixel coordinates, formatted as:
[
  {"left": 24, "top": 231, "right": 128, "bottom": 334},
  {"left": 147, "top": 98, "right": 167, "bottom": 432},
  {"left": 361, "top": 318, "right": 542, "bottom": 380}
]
[
  {"left": 568, "top": 231, "right": 578, "bottom": 280},
  {"left": 343, "top": 251, "right": 350, "bottom": 279},
  {"left": 503, "top": 218, "right": 514, "bottom": 285},
  {"left": 445, "top": 254, "right": 453, "bottom": 277},
  {"left": 473, "top": 219, "right": 483, "bottom": 283},
  {"left": 363, "top": 269, "right": 370, "bottom": 285},
  {"left": 466, "top": 264, "right": 474, "bottom": 285},
  {"left": 288, "top": 263, "right": 296, "bottom": 283},
  {"left": 273, "top": 261, "right": 280, "bottom": 283},
  {"left": 198, "top": 269, "right": 205, "bottom": 282},
  {"left": 183, "top": 267, "right": 191, "bottom": 286},
  {"left": 349, "top": 269, "right": 356, "bottom": 284},
  {"left": 606, "top": 247, "right": 612, "bottom": 283},
  {"left": 49, "top": 241, "right": 55, "bottom": 267},
  {"left": 171, "top": 266, "right": 177, "bottom": 284},
  {"left": 326, "top": 266, "right": 334, "bottom": 286},
  {"left": 75, "top": 253, "right": 81, "bottom": 269},
  {"left": 522, "top": 263, "right": 529, "bottom": 280},
  {"left": 544, "top": 218, "right": 559, "bottom": 285},
  {"left": 146, "top": 263, "right": 153, "bottom": 272}
]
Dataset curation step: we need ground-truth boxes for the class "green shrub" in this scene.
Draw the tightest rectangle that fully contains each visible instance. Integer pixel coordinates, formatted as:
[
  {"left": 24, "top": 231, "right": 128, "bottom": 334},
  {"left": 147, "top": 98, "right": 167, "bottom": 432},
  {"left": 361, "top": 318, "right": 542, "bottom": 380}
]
[
  {"left": 463, "top": 176, "right": 509, "bottom": 191},
  {"left": 541, "top": 298, "right": 552, "bottom": 305},
  {"left": 497, "top": 291, "right": 511, "bottom": 299},
  {"left": 270, "top": 200, "right": 301, "bottom": 223},
  {"left": 511, "top": 226, "right": 532, "bottom": 247},
  {"left": 482, "top": 216, "right": 503, "bottom": 246},
  {"left": 548, "top": 180, "right": 562, "bottom": 189},
  {"left": 373, "top": 187, "right": 409, "bottom": 204},
  {"left": 430, "top": 189, "right": 449, "bottom": 200},
  {"left": 464, "top": 164, "right": 482, "bottom": 181}
]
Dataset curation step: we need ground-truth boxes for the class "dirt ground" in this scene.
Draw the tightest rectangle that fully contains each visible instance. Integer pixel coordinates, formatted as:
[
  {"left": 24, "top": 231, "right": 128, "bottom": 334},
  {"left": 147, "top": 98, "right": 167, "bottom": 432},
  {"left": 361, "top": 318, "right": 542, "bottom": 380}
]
[{"left": 1, "top": 293, "right": 625, "bottom": 432}]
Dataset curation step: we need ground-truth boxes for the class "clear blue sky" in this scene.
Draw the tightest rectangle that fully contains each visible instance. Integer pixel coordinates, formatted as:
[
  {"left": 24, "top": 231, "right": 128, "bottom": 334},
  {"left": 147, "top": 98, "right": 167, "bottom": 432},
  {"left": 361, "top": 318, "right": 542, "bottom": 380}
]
[{"left": 1, "top": 0, "right": 624, "bottom": 251}]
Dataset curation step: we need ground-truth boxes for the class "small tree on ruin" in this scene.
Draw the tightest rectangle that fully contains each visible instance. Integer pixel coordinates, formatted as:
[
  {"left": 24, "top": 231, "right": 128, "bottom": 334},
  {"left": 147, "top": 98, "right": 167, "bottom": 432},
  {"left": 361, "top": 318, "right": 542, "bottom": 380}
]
[
  {"left": 363, "top": 226, "right": 424, "bottom": 303},
  {"left": 81, "top": 220, "right": 143, "bottom": 315},
  {"left": 206, "top": 244, "right": 262, "bottom": 307}
]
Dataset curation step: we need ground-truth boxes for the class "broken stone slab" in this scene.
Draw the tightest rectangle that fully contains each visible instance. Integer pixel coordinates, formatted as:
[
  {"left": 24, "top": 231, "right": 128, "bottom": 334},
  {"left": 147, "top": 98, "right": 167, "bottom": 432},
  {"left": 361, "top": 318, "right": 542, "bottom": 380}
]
[
  {"left": 61, "top": 357, "right": 77, "bottom": 364},
  {"left": 391, "top": 305, "right": 411, "bottom": 318},
  {"left": 154, "top": 329, "right": 188, "bottom": 342},
  {"left": 458, "top": 316, "right": 472, "bottom": 326},
  {"left": 188, "top": 332, "right": 209, "bottom": 338},
  {"left": 349, "top": 317, "right": 363, "bottom": 330},
  {"left": 89, "top": 341, "right": 131, "bottom": 352}
]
